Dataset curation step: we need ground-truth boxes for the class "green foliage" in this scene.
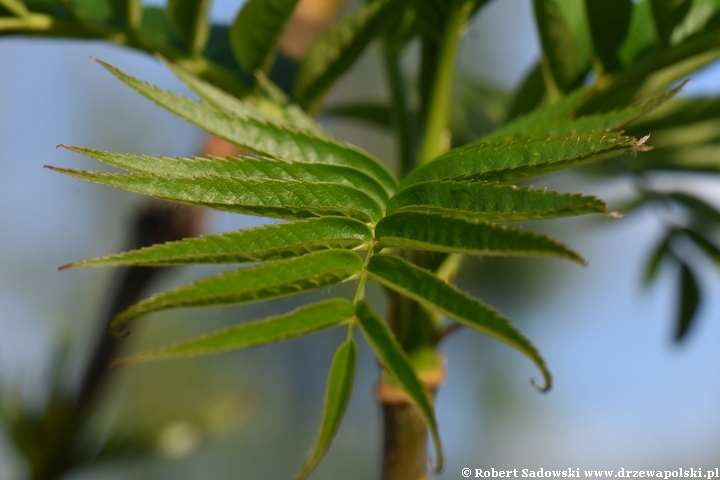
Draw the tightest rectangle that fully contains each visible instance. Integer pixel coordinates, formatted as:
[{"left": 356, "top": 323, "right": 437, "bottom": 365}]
[
  {"left": 649, "top": 0, "right": 693, "bottom": 46},
  {"left": 375, "top": 211, "right": 585, "bottom": 263},
  {"left": 355, "top": 301, "right": 443, "bottom": 470},
  {"left": 47, "top": 53, "right": 673, "bottom": 475},
  {"left": 295, "top": 0, "right": 402, "bottom": 111},
  {"left": 294, "top": 334, "right": 357, "bottom": 480},
  {"left": 115, "top": 299, "right": 356, "bottom": 365},
  {"left": 107, "top": 0, "right": 142, "bottom": 30},
  {"left": 230, "top": 0, "right": 299, "bottom": 75},
  {"left": 109, "top": 249, "right": 363, "bottom": 334},
  {"left": 366, "top": 254, "right": 551, "bottom": 390},
  {"left": 584, "top": 0, "right": 632, "bottom": 72},
  {"left": 61, "top": 217, "right": 373, "bottom": 268},
  {"left": 8, "top": 0, "right": 720, "bottom": 476},
  {"left": 167, "top": 0, "right": 211, "bottom": 56},
  {"left": 532, "top": 0, "right": 578, "bottom": 93}
]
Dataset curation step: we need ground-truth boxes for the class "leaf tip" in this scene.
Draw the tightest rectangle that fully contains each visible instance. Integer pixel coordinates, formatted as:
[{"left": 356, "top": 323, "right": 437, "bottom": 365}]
[
  {"left": 58, "top": 262, "right": 74, "bottom": 271},
  {"left": 429, "top": 455, "right": 443, "bottom": 473},
  {"left": 531, "top": 375, "right": 552, "bottom": 393},
  {"left": 607, "top": 211, "right": 623, "bottom": 219}
]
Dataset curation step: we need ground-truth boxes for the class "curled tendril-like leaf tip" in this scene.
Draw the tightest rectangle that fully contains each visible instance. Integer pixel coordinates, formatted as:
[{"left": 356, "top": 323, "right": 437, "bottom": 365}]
[
  {"left": 111, "top": 324, "right": 130, "bottom": 340},
  {"left": 429, "top": 456, "right": 443, "bottom": 473},
  {"left": 531, "top": 376, "right": 552, "bottom": 393}
]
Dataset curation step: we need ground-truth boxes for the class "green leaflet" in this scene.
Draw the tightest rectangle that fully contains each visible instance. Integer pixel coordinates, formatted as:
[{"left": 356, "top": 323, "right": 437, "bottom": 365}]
[
  {"left": 355, "top": 301, "right": 443, "bottom": 471},
  {"left": 48, "top": 167, "right": 383, "bottom": 223},
  {"left": 62, "top": 217, "right": 373, "bottom": 268},
  {"left": 230, "top": 0, "right": 299, "bottom": 74},
  {"left": 167, "top": 0, "right": 211, "bottom": 56},
  {"left": 294, "top": 335, "right": 357, "bottom": 480},
  {"left": 617, "top": 0, "right": 656, "bottom": 67},
  {"left": 0, "top": 0, "right": 28, "bottom": 16},
  {"left": 162, "top": 60, "right": 331, "bottom": 140},
  {"left": 366, "top": 254, "right": 552, "bottom": 391},
  {"left": 627, "top": 97, "right": 720, "bottom": 134},
  {"left": 670, "top": 192, "right": 720, "bottom": 224},
  {"left": 375, "top": 211, "right": 585, "bottom": 264},
  {"left": 327, "top": 103, "right": 394, "bottom": 129},
  {"left": 683, "top": 229, "right": 720, "bottom": 265},
  {"left": 491, "top": 84, "right": 681, "bottom": 142},
  {"left": 643, "top": 234, "right": 672, "bottom": 285},
  {"left": 675, "top": 262, "right": 700, "bottom": 342},
  {"left": 114, "top": 299, "right": 356, "bottom": 366},
  {"left": 506, "top": 64, "right": 546, "bottom": 121},
  {"left": 62, "top": 146, "right": 390, "bottom": 207},
  {"left": 295, "top": 0, "right": 400, "bottom": 111},
  {"left": 584, "top": 0, "right": 632, "bottom": 72},
  {"left": 649, "top": 0, "right": 692, "bottom": 46},
  {"left": 110, "top": 249, "right": 363, "bottom": 333},
  {"left": 487, "top": 89, "right": 587, "bottom": 141},
  {"left": 96, "top": 60, "right": 399, "bottom": 196},
  {"left": 108, "top": 0, "right": 142, "bottom": 29},
  {"left": 387, "top": 181, "right": 608, "bottom": 221},
  {"left": 533, "top": 0, "right": 578, "bottom": 91},
  {"left": 400, "top": 132, "right": 636, "bottom": 188}
]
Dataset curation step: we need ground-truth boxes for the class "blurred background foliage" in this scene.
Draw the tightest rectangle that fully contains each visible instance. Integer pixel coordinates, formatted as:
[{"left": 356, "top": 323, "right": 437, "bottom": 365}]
[{"left": 2, "top": 0, "right": 720, "bottom": 479}]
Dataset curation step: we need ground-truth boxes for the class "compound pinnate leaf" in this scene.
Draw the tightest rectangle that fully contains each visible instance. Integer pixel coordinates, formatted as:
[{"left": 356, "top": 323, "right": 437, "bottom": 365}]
[
  {"left": 400, "top": 132, "right": 637, "bottom": 188},
  {"left": 366, "top": 254, "right": 552, "bottom": 391},
  {"left": 167, "top": 0, "right": 211, "bottom": 56},
  {"left": 62, "top": 146, "right": 390, "bottom": 207},
  {"left": 230, "top": 0, "right": 300, "bottom": 75},
  {"left": 48, "top": 167, "right": 383, "bottom": 223},
  {"left": 114, "top": 299, "right": 355, "bottom": 367},
  {"left": 388, "top": 181, "right": 607, "bottom": 221},
  {"left": 294, "top": 335, "right": 357, "bottom": 480},
  {"left": 110, "top": 249, "right": 363, "bottom": 334},
  {"left": 95, "top": 60, "right": 399, "bottom": 196},
  {"left": 675, "top": 262, "right": 700, "bottom": 342},
  {"left": 355, "top": 301, "right": 443, "bottom": 471},
  {"left": 375, "top": 211, "right": 585, "bottom": 264},
  {"left": 62, "top": 217, "right": 373, "bottom": 268},
  {"left": 295, "top": 0, "right": 400, "bottom": 111}
]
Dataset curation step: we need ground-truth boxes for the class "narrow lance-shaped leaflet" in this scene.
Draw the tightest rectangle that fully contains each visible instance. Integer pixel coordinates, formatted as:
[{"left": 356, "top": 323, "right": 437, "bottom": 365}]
[
  {"left": 114, "top": 299, "right": 356, "bottom": 366},
  {"left": 109, "top": 249, "right": 364, "bottom": 334},
  {"left": 61, "top": 217, "right": 373, "bottom": 268},
  {"left": 367, "top": 254, "right": 552, "bottom": 391},
  {"left": 355, "top": 301, "right": 444, "bottom": 471}
]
